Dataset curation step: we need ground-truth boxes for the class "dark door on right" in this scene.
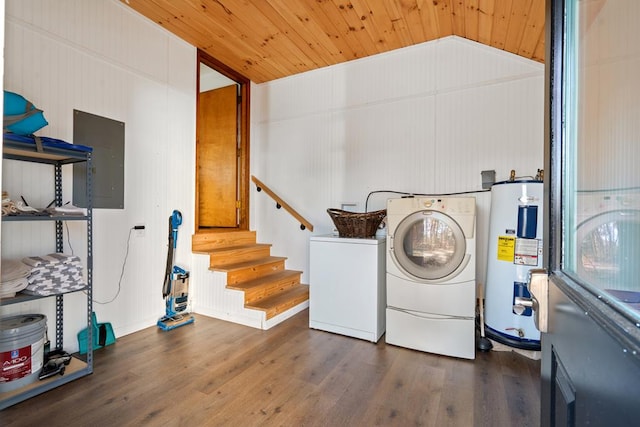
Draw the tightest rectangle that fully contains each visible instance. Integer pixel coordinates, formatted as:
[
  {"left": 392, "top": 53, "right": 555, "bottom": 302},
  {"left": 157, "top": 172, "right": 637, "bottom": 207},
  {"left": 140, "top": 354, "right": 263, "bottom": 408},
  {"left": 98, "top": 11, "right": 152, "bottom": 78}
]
[{"left": 542, "top": 0, "right": 640, "bottom": 425}]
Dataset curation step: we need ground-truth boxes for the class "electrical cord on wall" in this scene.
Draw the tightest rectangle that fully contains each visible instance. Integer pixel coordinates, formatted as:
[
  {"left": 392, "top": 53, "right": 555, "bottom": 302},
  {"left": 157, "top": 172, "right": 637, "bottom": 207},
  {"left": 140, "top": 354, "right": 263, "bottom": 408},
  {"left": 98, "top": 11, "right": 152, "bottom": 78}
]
[
  {"left": 364, "top": 188, "right": 492, "bottom": 212},
  {"left": 92, "top": 227, "right": 134, "bottom": 305},
  {"left": 64, "top": 222, "right": 74, "bottom": 255}
]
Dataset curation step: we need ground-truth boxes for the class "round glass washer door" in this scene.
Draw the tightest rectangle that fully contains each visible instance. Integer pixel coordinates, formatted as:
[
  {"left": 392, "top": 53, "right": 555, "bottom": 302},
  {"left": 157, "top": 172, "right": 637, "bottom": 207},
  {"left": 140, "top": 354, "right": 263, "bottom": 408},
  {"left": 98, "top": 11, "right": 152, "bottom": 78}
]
[
  {"left": 392, "top": 210, "right": 466, "bottom": 281},
  {"left": 576, "top": 209, "right": 640, "bottom": 292}
]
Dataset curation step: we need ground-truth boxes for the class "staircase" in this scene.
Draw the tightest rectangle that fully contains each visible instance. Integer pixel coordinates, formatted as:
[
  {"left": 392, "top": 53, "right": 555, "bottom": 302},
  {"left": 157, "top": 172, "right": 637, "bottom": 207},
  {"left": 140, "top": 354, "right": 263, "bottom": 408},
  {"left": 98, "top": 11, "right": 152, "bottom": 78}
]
[{"left": 192, "top": 230, "right": 309, "bottom": 329}]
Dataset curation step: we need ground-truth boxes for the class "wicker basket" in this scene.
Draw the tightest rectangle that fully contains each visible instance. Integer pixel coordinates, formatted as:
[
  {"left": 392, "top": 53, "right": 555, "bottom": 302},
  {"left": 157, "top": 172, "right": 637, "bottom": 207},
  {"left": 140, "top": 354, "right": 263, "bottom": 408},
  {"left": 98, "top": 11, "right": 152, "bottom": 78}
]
[{"left": 327, "top": 208, "right": 387, "bottom": 238}]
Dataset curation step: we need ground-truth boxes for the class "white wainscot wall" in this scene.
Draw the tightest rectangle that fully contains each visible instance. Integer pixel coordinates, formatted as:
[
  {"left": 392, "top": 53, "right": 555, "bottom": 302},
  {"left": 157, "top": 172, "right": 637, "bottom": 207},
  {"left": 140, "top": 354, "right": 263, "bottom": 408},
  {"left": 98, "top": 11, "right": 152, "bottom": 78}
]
[
  {"left": 250, "top": 36, "right": 545, "bottom": 290},
  {"left": 2, "top": 0, "right": 196, "bottom": 350}
]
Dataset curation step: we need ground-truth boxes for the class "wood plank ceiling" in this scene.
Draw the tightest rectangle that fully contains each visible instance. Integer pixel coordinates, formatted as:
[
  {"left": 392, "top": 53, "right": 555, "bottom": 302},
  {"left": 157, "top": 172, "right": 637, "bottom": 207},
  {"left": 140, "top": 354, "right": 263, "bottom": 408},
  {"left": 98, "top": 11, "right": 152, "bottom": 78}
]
[{"left": 121, "top": 0, "right": 545, "bottom": 83}]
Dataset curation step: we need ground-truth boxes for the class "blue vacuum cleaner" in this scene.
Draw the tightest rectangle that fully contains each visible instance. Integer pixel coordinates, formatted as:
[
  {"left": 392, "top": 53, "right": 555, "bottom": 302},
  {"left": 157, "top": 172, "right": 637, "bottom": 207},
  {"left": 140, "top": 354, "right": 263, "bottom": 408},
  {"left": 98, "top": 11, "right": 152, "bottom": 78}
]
[{"left": 157, "top": 210, "right": 195, "bottom": 331}]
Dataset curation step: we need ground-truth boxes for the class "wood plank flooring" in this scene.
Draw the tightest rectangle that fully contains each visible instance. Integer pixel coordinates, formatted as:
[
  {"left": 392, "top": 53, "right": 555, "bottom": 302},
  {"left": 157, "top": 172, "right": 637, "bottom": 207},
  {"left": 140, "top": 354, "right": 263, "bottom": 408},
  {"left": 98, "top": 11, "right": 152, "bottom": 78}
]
[{"left": 2, "top": 310, "right": 540, "bottom": 426}]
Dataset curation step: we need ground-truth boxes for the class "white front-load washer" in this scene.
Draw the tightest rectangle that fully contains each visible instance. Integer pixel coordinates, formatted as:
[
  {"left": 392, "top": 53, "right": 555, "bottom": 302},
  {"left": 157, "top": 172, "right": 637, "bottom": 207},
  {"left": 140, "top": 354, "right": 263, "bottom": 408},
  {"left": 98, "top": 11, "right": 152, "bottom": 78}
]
[
  {"left": 575, "top": 189, "right": 640, "bottom": 311},
  {"left": 386, "top": 196, "right": 476, "bottom": 359}
]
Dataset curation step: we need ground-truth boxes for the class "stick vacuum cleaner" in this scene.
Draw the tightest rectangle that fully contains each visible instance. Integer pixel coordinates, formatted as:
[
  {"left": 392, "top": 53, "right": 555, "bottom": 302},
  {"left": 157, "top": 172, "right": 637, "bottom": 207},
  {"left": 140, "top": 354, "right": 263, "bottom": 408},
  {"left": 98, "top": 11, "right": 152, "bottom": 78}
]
[{"left": 157, "top": 210, "right": 195, "bottom": 331}]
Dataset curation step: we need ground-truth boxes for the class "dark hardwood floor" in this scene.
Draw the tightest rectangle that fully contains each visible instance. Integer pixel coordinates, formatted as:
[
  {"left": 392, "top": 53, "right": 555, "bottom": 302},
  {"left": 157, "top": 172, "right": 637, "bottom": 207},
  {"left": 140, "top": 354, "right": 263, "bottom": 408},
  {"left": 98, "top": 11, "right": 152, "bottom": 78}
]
[{"left": 2, "top": 310, "right": 540, "bottom": 426}]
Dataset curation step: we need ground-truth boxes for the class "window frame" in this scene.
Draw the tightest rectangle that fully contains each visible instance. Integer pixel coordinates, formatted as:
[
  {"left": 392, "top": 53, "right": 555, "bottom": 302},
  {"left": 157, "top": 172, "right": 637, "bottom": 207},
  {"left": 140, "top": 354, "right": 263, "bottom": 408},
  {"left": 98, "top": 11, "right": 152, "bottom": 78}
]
[{"left": 546, "top": 0, "right": 640, "bottom": 358}]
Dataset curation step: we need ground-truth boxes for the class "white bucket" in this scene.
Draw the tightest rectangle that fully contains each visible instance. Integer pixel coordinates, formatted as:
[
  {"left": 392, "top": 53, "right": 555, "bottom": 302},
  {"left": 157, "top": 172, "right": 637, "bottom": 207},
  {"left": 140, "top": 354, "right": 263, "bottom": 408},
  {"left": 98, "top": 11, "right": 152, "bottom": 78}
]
[{"left": 0, "top": 314, "right": 47, "bottom": 392}]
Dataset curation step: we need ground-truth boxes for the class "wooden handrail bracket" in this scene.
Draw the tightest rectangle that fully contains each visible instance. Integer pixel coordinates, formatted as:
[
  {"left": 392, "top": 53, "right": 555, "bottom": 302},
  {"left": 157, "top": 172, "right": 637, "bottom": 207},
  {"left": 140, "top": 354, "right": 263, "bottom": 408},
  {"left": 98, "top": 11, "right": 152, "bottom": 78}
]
[{"left": 251, "top": 175, "right": 314, "bottom": 232}]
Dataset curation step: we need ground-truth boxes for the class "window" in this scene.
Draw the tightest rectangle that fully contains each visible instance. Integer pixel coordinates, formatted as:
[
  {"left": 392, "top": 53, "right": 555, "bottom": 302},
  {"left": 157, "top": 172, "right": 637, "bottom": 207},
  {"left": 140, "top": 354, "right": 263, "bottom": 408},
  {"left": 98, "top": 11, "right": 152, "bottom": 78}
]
[{"left": 563, "top": 0, "right": 640, "bottom": 324}]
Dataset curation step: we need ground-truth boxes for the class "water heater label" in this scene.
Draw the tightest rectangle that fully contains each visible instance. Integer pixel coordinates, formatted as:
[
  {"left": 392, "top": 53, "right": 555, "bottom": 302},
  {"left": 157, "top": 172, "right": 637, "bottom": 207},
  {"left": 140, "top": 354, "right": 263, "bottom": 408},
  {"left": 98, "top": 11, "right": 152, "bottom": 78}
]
[
  {"left": 497, "top": 236, "right": 516, "bottom": 261},
  {"left": 514, "top": 238, "right": 540, "bottom": 266}
]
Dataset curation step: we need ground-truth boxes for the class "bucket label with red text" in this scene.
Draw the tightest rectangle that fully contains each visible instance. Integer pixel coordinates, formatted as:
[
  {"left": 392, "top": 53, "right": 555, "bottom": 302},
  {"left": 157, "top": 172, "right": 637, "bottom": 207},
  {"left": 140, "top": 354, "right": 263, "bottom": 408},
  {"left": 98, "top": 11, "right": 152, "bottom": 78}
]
[{"left": 1, "top": 345, "right": 35, "bottom": 383}]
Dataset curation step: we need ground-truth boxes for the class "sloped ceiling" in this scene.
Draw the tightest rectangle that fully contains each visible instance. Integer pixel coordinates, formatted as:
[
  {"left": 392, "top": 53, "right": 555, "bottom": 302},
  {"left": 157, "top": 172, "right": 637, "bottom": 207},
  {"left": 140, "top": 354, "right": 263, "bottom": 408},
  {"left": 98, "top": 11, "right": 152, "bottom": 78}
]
[{"left": 121, "top": 0, "right": 546, "bottom": 83}]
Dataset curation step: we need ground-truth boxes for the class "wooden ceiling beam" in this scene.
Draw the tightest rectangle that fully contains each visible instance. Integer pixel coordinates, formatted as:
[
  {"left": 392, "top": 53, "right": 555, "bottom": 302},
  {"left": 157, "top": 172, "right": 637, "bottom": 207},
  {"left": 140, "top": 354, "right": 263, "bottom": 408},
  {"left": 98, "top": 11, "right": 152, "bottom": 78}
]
[
  {"left": 434, "top": 0, "right": 455, "bottom": 36},
  {"left": 451, "top": 0, "right": 467, "bottom": 37},
  {"left": 189, "top": 0, "right": 310, "bottom": 78},
  {"left": 331, "top": 0, "right": 383, "bottom": 57},
  {"left": 380, "top": 0, "right": 418, "bottom": 47},
  {"left": 417, "top": 0, "right": 444, "bottom": 42},
  {"left": 489, "top": 0, "right": 512, "bottom": 50},
  {"left": 129, "top": 0, "right": 278, "bottom": 81},
  {"left": 477, "top": 0, "right": 496, "bottom": 47},
  {"left": 395, "top": 0, "right": 428, "bottom": 45},
  {"left": 348, "top": 0, "right": 389, "bottom": 54},
  {"left": 264, "top": 0, "right": 346, "bottom": 67},
  {"left": 464, "top": 0, "right": 481, "bottom": 42},
  {"left": 350, "top": 0, "right": 405, "bottom": 53},
  {"left": 250, "top": 2, "right": 331, "bottom": 70},
  {"left": 503, "top": 0, "right": 533, "bottom": 55},
  {"left": 121, "top": 0, "right": 546, "bottom": 83},
  {"left": 517, "top": 0, "right": 546, "bottom": 60},
  {"left": 290, "top": 1, "right": 360, "bottom": 62}
]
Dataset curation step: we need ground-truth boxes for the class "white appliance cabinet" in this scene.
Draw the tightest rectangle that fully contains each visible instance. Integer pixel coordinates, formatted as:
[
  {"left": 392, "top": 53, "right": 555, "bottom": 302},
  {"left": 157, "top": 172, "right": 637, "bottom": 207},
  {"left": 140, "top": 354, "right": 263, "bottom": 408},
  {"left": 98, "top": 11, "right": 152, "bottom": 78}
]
[{"left": 309, "top": 235, "right": 386, "bottom": 342}]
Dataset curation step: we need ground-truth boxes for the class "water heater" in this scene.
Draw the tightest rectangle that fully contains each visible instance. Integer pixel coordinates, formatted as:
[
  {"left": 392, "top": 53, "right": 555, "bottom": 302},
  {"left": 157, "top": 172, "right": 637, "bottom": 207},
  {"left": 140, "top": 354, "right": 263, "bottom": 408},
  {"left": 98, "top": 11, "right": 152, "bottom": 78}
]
[{"left": 484, "top": 180, "right": 543, "bottom": 350}]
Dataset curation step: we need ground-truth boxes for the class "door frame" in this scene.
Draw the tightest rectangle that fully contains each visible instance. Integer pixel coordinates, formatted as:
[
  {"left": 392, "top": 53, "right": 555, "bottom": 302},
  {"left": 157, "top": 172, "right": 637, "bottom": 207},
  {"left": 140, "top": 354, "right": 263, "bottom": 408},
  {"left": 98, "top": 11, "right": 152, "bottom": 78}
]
[
  {"left": 543, "top": 0, "right": 640, "bottom": 423},
  {"left": 545, "top": 0, "right": 640, "bottom": 357},
  {"left": 196, "top": 50, "right": 250, "bottom": 232}
]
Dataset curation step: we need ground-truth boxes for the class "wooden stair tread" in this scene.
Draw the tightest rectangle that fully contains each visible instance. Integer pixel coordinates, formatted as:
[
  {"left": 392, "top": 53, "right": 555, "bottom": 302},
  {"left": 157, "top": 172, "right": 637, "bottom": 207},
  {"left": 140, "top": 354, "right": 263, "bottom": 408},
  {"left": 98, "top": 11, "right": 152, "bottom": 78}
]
[
  {"left": 194, "top": 229, "right": 308, "bottom": 325},
  {"left": 192, "top": 230, "right": 257, "bottom": 251},
  {"left": 207, "top": 243, "right": 273, "bottom": 268},
  {"left": 226, "top": 269, "right": 302, "bottom": 291},
  {"left": 210, "top": 256, "right": 287, "bottom": 273},
  {"left": 245, "top": 284, "right": 309, "bottom": 319},
  {"left": 201, "top": 243, "right": 272, "bottom": 255}
]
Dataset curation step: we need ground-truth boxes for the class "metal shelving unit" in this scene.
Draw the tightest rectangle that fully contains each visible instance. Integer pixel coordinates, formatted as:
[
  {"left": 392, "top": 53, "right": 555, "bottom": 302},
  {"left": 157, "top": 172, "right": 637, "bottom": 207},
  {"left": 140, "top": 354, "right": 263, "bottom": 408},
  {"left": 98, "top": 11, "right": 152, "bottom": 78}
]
[{"left": 1, "top": 134, "right": 93, "bottom": 410}]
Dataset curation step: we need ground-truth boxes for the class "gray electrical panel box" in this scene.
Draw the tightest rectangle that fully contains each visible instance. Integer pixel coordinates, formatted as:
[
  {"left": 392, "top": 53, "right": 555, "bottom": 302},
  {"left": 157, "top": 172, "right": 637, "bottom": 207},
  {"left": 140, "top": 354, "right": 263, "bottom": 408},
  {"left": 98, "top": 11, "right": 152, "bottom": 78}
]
[{"left": 73, "top": 110, "right": 125, "bottom": 209}]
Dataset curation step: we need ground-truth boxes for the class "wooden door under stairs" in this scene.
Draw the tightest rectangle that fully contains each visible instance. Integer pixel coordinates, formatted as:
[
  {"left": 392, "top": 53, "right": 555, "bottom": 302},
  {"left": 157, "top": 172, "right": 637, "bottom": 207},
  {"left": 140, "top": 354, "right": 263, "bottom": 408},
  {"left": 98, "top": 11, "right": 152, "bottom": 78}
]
[{"left": 192, "top": 230, "right": 309, "bottom": 326}]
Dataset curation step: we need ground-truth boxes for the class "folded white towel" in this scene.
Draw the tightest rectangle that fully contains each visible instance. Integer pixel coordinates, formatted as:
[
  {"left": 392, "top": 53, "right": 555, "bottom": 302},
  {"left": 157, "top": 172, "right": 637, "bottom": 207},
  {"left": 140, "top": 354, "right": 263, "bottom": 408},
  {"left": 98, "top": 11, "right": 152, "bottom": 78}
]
[
  {"left": 46, "top": 253, "right": 82, "bottom": 265},
  {"left": 0, "top": 277, "right": 29, "bottom": 297},
  {"left": 50, "top": 204, "right": 86, "bottom": 215},
  {"left": 1, "top": 259, "right": 32, "bottom": 282},
  {"left": 14, "top": 200, "right": 40, "bottom": 213}
]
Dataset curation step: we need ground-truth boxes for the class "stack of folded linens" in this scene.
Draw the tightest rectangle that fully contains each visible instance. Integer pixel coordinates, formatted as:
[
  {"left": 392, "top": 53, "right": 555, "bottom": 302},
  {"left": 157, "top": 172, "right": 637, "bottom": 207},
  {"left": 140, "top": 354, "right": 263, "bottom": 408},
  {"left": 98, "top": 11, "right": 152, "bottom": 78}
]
[
  {"left": 21, "top": 253, "right": 86, "bottom": 296},
  {"left": 0, "top": 259, "right": 31, "bottom": 297}
]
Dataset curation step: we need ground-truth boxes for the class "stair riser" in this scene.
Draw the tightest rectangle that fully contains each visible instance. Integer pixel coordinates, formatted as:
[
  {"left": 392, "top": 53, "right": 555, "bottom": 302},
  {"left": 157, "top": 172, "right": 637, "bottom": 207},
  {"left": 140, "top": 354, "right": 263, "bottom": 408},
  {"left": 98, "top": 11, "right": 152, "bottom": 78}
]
[
  {"left": 210, "top": 246, "right": 272, "bottom": 268},
  {"left": 243, "top": 278, "right": 301, "bottom": 304},
  {"left": 248, "top": 289, "right": 309, "bottom": 319},
  {"left": 226, "top": 261, "right": 285, "bottom": 285},
  {"left": 192, "top": 231, "right": 256, "bottom": 251},
  {"left": 195, "top": 230, "right": 309, "bottom": 327}
]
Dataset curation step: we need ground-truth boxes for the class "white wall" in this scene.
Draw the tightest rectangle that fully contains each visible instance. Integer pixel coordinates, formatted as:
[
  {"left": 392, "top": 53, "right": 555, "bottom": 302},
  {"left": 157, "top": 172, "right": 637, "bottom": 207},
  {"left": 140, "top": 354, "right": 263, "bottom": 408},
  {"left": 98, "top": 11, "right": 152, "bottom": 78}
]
[
  {"left": 578, "top": 0, "right": 640, "bottom": 191},
  {"left": 2, "top": 0, "right": 196, "bottom": 350},
  {"left": 1, "top": 2, "right": 544, "bottom": 349},
  {"left": 251, "top": 36, "right": 545, "bottom": 289}
]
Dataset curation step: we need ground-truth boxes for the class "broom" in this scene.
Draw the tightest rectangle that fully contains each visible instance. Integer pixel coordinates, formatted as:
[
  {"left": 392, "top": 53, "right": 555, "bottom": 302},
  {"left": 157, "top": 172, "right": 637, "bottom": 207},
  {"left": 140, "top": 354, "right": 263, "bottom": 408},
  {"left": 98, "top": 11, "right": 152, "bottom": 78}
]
[{"left": 477, "top": 282, "right": 493, "bottom": 351}]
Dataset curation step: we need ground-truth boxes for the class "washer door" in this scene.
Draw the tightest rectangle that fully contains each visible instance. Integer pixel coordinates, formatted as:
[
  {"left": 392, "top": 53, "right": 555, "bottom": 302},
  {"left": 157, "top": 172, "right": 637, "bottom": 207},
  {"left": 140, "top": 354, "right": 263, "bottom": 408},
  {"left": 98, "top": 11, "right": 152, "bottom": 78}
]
[
  {"left": 576, "top": 209, "right": 640, "bottom": 291},
  {"left": 392, "top": 210, "right": 466, "bottom": 281}
]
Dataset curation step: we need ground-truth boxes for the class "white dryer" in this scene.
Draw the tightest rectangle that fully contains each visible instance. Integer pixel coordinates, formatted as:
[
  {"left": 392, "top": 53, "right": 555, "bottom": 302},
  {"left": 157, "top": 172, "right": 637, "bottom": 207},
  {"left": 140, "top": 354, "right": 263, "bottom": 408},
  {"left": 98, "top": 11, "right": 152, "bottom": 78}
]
[
  {"left": 575, "top": 189, "right": 640, "bottom": 295},
  {"left": 386, "top": 196, "right": 476, "bottom": 359}
]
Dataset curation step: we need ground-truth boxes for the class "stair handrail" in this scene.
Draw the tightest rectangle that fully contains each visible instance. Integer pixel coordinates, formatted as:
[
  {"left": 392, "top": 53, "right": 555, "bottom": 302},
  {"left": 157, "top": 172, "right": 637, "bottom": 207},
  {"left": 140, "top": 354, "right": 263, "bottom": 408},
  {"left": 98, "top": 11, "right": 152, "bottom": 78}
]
[{"left": 251, "top": 175, "right": 314, "bottom": 232}]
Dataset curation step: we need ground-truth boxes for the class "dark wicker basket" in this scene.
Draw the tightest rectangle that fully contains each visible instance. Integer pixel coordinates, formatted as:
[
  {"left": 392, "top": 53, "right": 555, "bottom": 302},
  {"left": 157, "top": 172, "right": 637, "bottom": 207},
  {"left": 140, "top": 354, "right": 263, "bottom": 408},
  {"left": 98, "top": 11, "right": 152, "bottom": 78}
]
[{"left": 327, "top": 208, "right": 387, "bottom": 238}]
